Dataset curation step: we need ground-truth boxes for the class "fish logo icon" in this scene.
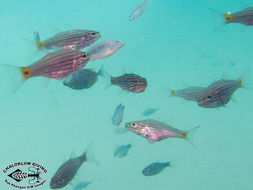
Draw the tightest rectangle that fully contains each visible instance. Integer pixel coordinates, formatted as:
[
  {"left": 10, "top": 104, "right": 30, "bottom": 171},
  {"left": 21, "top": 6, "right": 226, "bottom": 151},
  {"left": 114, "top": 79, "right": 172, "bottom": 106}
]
[{"left": 7, "top": 167, "right": 42, "bottom": 184}]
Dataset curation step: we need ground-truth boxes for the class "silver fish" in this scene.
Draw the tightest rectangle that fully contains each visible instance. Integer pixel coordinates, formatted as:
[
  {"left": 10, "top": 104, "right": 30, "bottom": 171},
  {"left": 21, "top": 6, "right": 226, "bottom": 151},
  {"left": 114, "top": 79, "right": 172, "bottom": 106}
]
[
  {"left": 142, "top": 162, "right": 170, "bottom": 176},
  {"left": 112, "top": 104, "right": 125, "bottom": 126},
  {"left": 125, "top": 119, "right": 199, "bottom": 144},
  {"left": 87, "top": 40, "right": 124, "bottom": 60},
  {"left": 129, "top": 0, "right": 148, "bottom": 21},
  {"left": 197, "top": 78, "right": 242, "bottom": 108},
  {"left": 50, "top": 145, "right": 96, "bottom": 189},
  {"left": 114, "top": 144, "right": 131, "bottom": 158}
]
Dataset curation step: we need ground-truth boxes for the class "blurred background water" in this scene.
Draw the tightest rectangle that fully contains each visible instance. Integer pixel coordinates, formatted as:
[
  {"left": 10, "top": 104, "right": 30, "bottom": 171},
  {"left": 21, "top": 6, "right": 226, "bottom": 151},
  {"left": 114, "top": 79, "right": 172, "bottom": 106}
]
[{"left": 0, "top": 0, "right": 253, "bottom": 189}]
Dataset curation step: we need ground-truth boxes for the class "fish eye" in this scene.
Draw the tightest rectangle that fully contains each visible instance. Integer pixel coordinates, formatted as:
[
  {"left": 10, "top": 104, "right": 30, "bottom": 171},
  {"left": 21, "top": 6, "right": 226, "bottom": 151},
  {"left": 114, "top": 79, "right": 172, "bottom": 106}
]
[
  {"left": 91, "top": 32, "right": 96, "bottom": 35},
  {"left": 83, "top": 54, "right": 87, "bottom": 58},
  {"left": 131, "top": 122, "right": 136, "bottom": 127},
  {"left": 206, "top": 95, "right": 212, "bottom": 100}
]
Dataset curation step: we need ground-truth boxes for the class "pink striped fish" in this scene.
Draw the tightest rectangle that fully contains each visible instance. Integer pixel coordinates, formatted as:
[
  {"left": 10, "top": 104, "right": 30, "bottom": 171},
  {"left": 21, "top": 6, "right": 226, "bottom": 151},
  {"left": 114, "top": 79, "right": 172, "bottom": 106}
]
[
  {"left": 35, "top": 30, "right": 101, "bottom": 50},
  {"left": 7, "top": 49, "right": 89, "bottom": 91}
]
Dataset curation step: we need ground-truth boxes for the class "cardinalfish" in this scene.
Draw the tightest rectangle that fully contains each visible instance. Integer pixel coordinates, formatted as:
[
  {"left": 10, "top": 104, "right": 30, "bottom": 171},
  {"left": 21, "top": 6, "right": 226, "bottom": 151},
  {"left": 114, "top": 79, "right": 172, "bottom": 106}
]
[
  {"left": 197, "top": 78, "right": 243, "bottom": 108},
  {"left": 125, "top": 119, "right": 199, "bottom": 145},
  {"left": 224, "top": 7, "right": 253, "bottom": 26},
  {"left": 114, "top": 144, "right": 132, "bottom": 158},
  {"left": 34, "top": 29, "right": 101, "bottom": 50},
  {"left": 50, "top": 145, "right": 97, "bottom": 189},
  {"left": 98, "top": 66, "right": 147, "bottom": 93},
  {"left": 6, "top": 49, "right": 89, "bottom": 92},
  {"left": 171, "top": 77, "right": 245, "bottom": 108}
]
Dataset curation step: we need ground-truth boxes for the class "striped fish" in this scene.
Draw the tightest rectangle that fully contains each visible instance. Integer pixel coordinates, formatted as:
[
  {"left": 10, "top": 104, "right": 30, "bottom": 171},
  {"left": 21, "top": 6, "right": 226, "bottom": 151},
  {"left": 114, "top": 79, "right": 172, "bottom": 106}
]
[
  {"left": 197, "top": 78, "right": 242, "bottom": 108},
  {"left": 111, "top": 74, "right": 147, "bottom": 93},
  {"left": 6, "top": 49, "right": 89, "bottom": 92},
  {"left": 224, "top": 7, "right": 253, "bottom": 26},
  {"left": 171, "top": 87, "right": 206, "bottom": 101},
  {"left": 50, "top": 145, "right": 97, "bottom": 189},
  {"left": 35, "top": 30, "right": 101, "bottom": 50}
]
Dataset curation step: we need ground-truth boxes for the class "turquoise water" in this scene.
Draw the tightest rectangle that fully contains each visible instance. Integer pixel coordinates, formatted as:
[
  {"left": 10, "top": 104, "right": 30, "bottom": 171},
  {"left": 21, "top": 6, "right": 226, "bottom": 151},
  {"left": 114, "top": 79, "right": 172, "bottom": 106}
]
[{"left": 0, "top": 0, "right": 253, "bottom": 189}]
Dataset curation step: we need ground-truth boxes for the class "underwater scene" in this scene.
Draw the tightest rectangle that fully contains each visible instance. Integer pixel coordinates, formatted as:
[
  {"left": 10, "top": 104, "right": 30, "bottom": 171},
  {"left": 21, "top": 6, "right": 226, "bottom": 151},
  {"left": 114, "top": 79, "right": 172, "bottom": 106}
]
[{"left": 0, "top": 0, "right": 253, "bottom": 189}]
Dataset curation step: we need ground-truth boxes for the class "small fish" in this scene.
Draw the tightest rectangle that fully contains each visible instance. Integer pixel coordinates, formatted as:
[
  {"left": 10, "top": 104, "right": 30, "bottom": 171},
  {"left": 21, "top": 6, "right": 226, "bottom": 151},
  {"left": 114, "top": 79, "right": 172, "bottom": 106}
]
[
  {"left": 87, "top": 40, "right": 124, "bottom": 61},
  {"left": 197, "top": 78, "right": 242, "bottom": 108},
  {"left": 63, "top": 69, "right": 98, "bottom": 90},
  {"left": 142, "top": 108, "right": 159, "bottom": 116},
  {"left": 142, "top": 162, "right": 170, "bottom": 176},
  {"left": 125, "top": 119, "right": 199, "bottom": 144},
  {"left": 35, "top": 30, "right": 101, "bottom": 50},
  {"left": 50, "top": 145, "right": 96, "bottom": 189},
  {"left": 114, "top": 144, "right": 131, "bottom": 158},
  {"left": 112, "top": 74, "right": 147, "bottom": 93},
  {"left": 73, "top": 181, "right": 92, "bottom": 190},
  {"left": 171, "top": 87, "right": 206, "bottom": 101},
  {"left": 129, "top": 0, "right": 148, "bottom": 21},
  {"left": 112, "top": 104, "right": 125, "bottom": 126},
  {"left": 224, "top": 7, "right": 253, "bottom": 26}
]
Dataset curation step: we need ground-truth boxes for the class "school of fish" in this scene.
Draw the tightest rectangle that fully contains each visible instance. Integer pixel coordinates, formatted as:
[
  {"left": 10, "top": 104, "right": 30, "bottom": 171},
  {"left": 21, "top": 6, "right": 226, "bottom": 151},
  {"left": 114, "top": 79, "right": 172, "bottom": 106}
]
[{"left": 1, "top": 1, "right": 253, "bottom": 189}]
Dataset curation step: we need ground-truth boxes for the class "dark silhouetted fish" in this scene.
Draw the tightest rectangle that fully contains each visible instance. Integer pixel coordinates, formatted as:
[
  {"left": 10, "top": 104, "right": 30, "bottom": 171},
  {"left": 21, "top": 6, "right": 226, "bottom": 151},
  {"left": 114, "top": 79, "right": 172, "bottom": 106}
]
[
  {"left": 111, "top": 104, "right": 125, "bottom": 126},
  {"left": 34, "top": 30, "right": 101, "bottom": 50},
  {"left": 142, "top": 162, "right": 170, "bottom": 176},
  {"left": 125, "top": 119, "right": 199, "bottom": 144},
  {"left": 73, "top": 181, "right": 92, "bottom": 190},
  {"left": 63, "top": 69, "right": 98, "bottom": 90},
  {"left": 50, "top": 145, "right": 97, "bottom": 189},
  {"left": 197, "top": 78, "right": 242, "bottom": 108},
  {"left": 87, "top": 40, "right": 124, "bottom": 61},
  {"left": 114, "top": 144, "right": 131, "bottom": 158}
]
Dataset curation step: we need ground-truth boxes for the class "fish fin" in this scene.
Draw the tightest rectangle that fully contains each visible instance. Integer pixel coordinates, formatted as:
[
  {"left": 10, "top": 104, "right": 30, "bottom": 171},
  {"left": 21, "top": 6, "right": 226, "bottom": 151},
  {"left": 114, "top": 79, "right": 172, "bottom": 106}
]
[
  {"left": 83, "top": 143, "right": 99, "bottom": 165},
  {"left": 33, "top": 31, "right": 40, "bottom": 42},
  {"left": 0, "top": 64, "right": 28, "bottom": 93},
  {"left": 208, "top": 8, "right": 227, "bottom": 32},
  {"left": 147, "top": 138, "right": 154, "bottom": 144},
  {"left": 97, "top": 65, "right": 112, "bottom": 89},
  {"left": 238, "top": 69, "right": 253, "bottom": 90},
  {"left": 181, "top": 125, "right": 200, "bottom": 147}
]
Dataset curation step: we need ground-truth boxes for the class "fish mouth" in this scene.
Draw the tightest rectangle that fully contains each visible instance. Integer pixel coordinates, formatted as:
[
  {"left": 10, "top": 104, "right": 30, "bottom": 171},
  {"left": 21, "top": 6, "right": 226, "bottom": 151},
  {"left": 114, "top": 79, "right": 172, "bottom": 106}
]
[{"left": 125, "top": 122, "right": 131, "bottom": 128}]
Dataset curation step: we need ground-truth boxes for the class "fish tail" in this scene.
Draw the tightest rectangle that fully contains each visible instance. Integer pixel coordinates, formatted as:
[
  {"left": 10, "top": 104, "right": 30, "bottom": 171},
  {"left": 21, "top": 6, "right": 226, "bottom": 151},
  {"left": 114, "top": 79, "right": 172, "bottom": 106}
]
[
  {"left": 82, "top": 143, "right": 99, "bottom": 165},
  {"left": 209, "top": 8, "right": 227, "bottom": 32},
  {"left": 97, "top": 65, "right": 112, "bottom": 89},
  {"left": 181, "top": 125, "right": 200, "bottom": 147},
  {"left": 238, "top": 70, "right": 253, "bottom": 90},
  {"left": 0, "top": 64, "right": 30, "bottom": 93},
  {"left": 171, "top": 89, "right": 177, "bottom": 96},
  {"left": 33, "top": 31, "right": 46, "bottom": 49}
]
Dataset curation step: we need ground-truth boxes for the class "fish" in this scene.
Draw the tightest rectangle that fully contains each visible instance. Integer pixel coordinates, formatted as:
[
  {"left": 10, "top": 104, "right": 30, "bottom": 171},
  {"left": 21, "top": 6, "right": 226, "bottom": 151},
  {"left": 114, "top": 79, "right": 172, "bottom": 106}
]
[
  {"left": 125, "top": 119, "right": 199, "bottom": 144},
  {"left": 35, "top": 30, "right": 101, "bottom": 50},
  {"left": 171, "top": 87, "right": 206, "bottom": 101},
  {"left": 224, "top": 7, "right": 253, "bottom": 26},
  {"left": 50, "top": 145, "right": 97, "bottom": 189},
  {"left": 142, "top": 108, "right": 159, "bottom": 116},
  {"left": 73, "top": 181, "right": 92, "bottom": 190},
  {"left": 129, "top": 0, "right": 148, "bottom": 21},
  {"left": 98, "top": 66, "right": 147, "bottom": 93},
  {"left": 87, "top": 40, "right": 124, "bottom": 61},
  {"left": 197, "top": 78, "right": 242, "bottom": 108},
  {"left": 112, "top": 104, "right": 125, "bottom": 126},
  {"left": 142, "top": 162, "right": 170, "bottom": 176},
  {"left": 114, "top": 144, "right": 131, "bottom": 158},
  {"left": 63, "top": 69, "right": 98, "bottom": 90},
  {"left": 6, "top": 49, "right": 89, "bottom": 91},
  {"left": 111, "top": 74, "right": 147, "bottom": 93}
]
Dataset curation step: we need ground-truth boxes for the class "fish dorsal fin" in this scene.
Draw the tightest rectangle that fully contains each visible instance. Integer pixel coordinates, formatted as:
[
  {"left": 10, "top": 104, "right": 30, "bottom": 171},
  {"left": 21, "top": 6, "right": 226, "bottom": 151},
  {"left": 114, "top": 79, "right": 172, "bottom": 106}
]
[{"left": 139, "top": 119, "right": 173, "bottom": 130}]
